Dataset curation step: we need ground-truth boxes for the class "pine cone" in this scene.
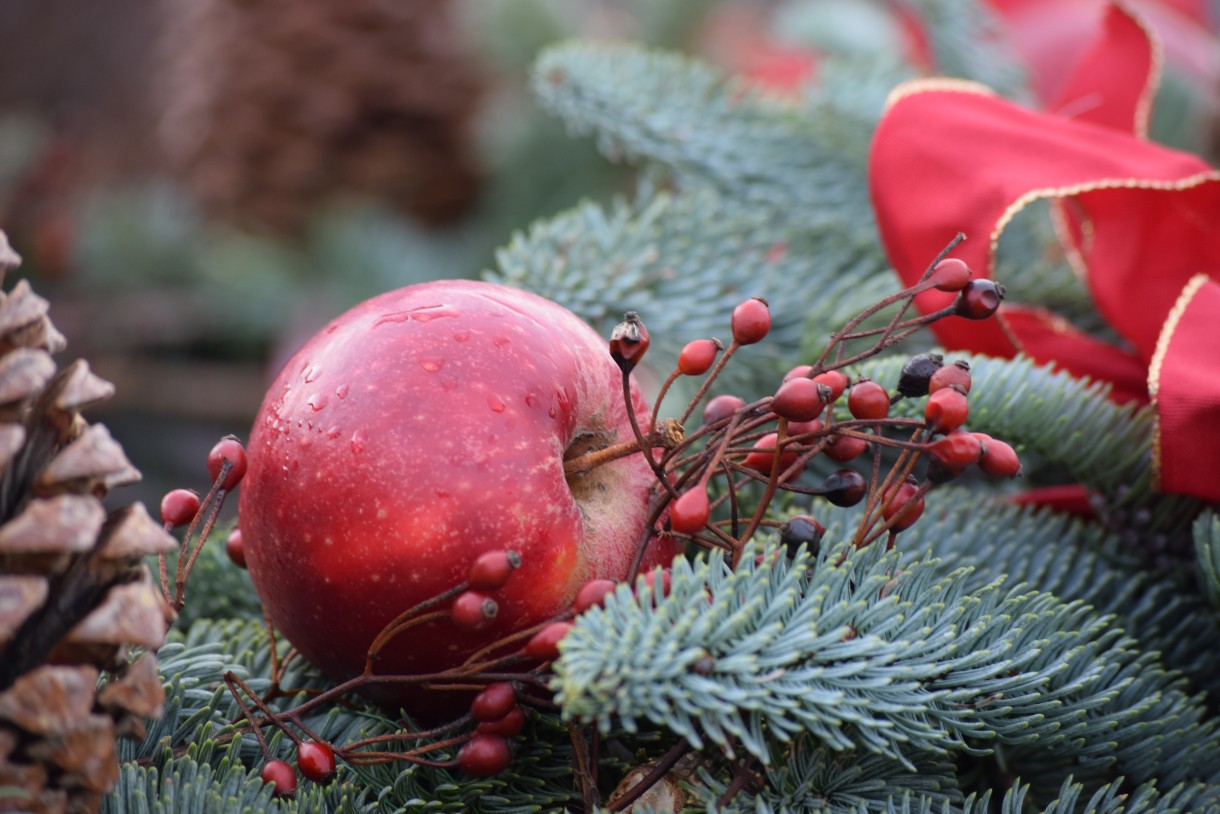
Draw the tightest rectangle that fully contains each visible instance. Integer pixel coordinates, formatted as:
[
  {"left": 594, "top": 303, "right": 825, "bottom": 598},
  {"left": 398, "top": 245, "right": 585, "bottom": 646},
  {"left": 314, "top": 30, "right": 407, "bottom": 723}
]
[
  {"left": 158, "top": 0, "right": 485, "bottom": 234},
  {"left": 0, "top": 232, "right": 176, "bottom": 814}
]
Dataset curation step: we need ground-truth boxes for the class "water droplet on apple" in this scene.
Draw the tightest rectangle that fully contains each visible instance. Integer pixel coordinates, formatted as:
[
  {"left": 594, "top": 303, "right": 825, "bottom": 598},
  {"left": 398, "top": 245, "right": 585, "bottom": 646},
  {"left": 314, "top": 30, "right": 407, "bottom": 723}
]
[
  {"left": 335, "top": 383, "right": 349, "bottom": 399},
  {"left": 453, "top": 330, "right": 471, "bottom": 342},
  {"left": 303, "top": 365, "right": 320, "bottom": 383},
  {"left": 488, "top": 394, "right": 507, "bottom": 413},
  {"left": 351, "top": 429, "right": 367, "bottom": 453},
  {"left": 419, "top": 358, "right": 443, "bottom": 373},
  {"left": 307, "top": 394, "right": 329, "bottom": 411},
  {"left": 493, "top": 336, "right": 510, "bottom": 348},
  {"left": 435, "top": 488, "right": 452, "bottom": 499},
  {"left": 326, "top": 426, "right": 341, "bottom": 439},
  {"left": 524, "top": 393, "right": 537, "bottom": 408}
]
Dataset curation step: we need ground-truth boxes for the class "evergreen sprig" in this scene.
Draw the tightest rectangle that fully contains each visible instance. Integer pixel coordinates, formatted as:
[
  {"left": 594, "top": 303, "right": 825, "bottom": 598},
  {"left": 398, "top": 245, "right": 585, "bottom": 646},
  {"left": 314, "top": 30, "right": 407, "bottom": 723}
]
[
  {"left": 1194, "top": 510, "right": 1220, "bottom": 613},
  {"left": 554, "top": 541, "right": 1220, "bottom": 788}
]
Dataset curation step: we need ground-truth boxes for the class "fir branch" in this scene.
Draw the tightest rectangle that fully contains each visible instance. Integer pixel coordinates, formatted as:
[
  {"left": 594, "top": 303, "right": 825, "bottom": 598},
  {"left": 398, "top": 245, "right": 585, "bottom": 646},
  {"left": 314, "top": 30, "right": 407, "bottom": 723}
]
[
  {"left": 531, "top": 41, "right": 874, "bottom": 220},
  {"left": 893, "top": 496, "right": 1220, "bottom": 701},
  {"left": 1193, "top": 510, "right": 1220, "bottom": 613},
  {"left": 486, "top": 188, "right": 893, "bottom": 394},
  {"left": 895, "top": 0, "right": 1027, "bottom": 97},
  {"left": 553, "top": 542, "right": 1220, "bottom": 787}
]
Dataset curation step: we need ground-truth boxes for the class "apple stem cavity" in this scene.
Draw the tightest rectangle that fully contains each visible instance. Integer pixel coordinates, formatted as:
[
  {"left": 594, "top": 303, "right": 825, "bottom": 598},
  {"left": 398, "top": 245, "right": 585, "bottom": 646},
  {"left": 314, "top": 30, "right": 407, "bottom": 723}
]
[{"left": 562, "top": 419, "right": 684, "bottom": 477}]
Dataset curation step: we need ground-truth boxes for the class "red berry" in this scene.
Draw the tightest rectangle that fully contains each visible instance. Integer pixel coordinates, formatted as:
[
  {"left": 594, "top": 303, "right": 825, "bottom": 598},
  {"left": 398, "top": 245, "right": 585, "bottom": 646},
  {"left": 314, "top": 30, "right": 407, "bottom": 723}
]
[
  {"left": 678, "top": 339, "right": 722, "bottom": 376},
  {"left": 882, "top": 479, "right": 925, "bottom": 531},
  {"left": 787, "top": 418, "right": 824, "bottom": 440},
  {"left": 703, "top": 394, "right": 745, "bottom": 426},
  {"left": 847, "top": 380, "right": 890, "bottom": 421},
  {"left": 730, "top": 297, "right": 771, "bottom": 345},
  {"left": 824, "top": 434, "right": 868, "bottom": 462},
  {"left": 260, "top": 759, "right": 297, "bottom": 797},
  {"left": 744, "top": 433, "right": 801, "bottom": 475},
  {"left": 925, "top": 387, "right": 969, "bottom": 434},
  {"left": 525, "top": 621, "right": 573, "bottom": 661},
  {"left": 573, "top": 578, "right": 618, "bottom": 614},
  {"left": 207, "top": 436, "right": 248, "bottom": 491},
  {"left": 670, "top": 487, "right": 710, "bottom": 535},
  {"left": 297, "top": 741, "right": 337, "bottom": 784},
  {"left": 471, "top": 682, "right": 517, "bottom": 723},
  {"left": 772, "top": 377, "right": 823, "bottom": 422},
  {"left": 820, "top": 468, "right": 867, "bottom": 507},
  {"left": 975, "top": 434, "right": 1022, "bottom": 478},
  {"left": 452, "top": 591, "right": 498, "bottom": 630},
  {"left": 954, "top": 279, "right": 1006, "bottom": 319},
  {"left": 928, "top": 360, "right": 971, "bottom": 395},
  {"left": 458, "top": 734, "right": 512, "bottom": 777},
  {"left": 160, "top": 488, "right": 201, "bottom": 528},
  {"left": 225, "top": 528, "right": 247, "bottom": 569},
  {"left": 812, "top": 370, "right": 849, "bottom": 403},
  {"left": 609, "top": 311, "right": 650, "bottom": 373},
  {"left": 930, "top": 258, "right": 972, "bottom": 291},
  {"left": 927, "top": 430, "right": 983, "bottom": 470},
  {"left": 468, "top": 550, "right": 521, "bottom": 592},
  {"left": 783, "top": 364, "right": 813, "bottom": 382},
  {"left": 477, "top": 706, "right": 526, "bottom": 738}
]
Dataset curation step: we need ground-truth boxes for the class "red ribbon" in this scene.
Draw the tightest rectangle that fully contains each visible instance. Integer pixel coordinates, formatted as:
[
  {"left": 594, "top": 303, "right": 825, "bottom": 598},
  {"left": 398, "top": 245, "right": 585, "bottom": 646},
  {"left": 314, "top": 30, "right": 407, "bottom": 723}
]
[{"left": 869, "top": 3, "right": 1220, "bottom": 501}]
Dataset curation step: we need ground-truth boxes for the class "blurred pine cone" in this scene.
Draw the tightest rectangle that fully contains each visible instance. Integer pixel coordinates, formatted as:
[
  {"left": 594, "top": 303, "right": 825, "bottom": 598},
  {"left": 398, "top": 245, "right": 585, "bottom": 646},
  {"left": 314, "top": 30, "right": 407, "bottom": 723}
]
[
  {"left": 0, "top": 231, "right": 176, "bottom": 814},
  {"left": 158, "top": 0, "right": 485, "bottom": 234}
]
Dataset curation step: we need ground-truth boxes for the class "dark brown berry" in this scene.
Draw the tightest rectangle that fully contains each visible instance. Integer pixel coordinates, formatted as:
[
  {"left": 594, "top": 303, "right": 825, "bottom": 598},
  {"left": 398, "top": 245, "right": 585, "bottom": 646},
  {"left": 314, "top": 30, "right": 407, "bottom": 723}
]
[
  {"left": 731, "top": 297, "right": 771, "bottom": 345},
  {"left": 208, "top": 435, "right": 248, "bottom": 490},
  {"left": 452, "top": 591, "right": 498, "bottom": 630},
  {"left": 820, "top": 469, "right": 867, "bottom": 507},
  {"left": 847, "top": 380, "right": 890, "bottom": 420},
  {"left": 929, "top": 257, "right": 972, "bottom": 291},
  {"left": 779, "top": 515, "right": 824, "bottom": 558},
  {"left": 928, "top": 360, "right": 972, "bottom": 394},
  {"left": 471, "top": 682, "right": 518, "bottom": 722},
  {"left": 261, "top": 760, "right": 297, "bottom": 797},
  {"left": 897, "top": 353, "right": 944, "bottom": 398},
  {"left": 297, "top": 741, "right": 337, "bottom": 784},
  {"left": 703, "top": 394, "right": 745, "bottom": 425},
  {"left": 678, "top": 339, "right": 722, "bottom": 375},
  {"left": 160, "top": 488, "right": 201, "bottom": 528},
  {"left": 468, "top": 550, "right": 521, "bottom": 591},
  {"left": 772, "top": 377, "right": 823, "bottom": 422},
  {"left": 458, "top": 734, "right": 512, "bottom": 776},
  {"left": 954, "top": 279, "right": 1006, "bottom": 319}
]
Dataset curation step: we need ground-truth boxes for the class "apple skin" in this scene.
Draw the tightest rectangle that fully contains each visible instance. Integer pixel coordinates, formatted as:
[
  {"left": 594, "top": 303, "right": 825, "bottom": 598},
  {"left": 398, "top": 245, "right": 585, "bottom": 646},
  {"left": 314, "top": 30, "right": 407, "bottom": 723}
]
[{"left": 239, "top": 280, "right": 676, "bottom": 707}]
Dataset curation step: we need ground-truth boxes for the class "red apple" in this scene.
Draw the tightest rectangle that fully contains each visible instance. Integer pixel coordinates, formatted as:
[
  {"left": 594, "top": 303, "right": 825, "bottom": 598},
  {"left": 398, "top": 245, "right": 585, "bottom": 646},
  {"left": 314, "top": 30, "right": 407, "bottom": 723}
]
[{"left": 239, "top": 280, "right": 676, "bottom": 707}]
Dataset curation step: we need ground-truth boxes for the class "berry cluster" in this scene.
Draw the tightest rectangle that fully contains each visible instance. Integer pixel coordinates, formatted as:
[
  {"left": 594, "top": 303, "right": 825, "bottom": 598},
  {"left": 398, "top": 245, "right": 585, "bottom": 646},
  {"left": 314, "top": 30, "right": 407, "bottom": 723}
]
[
  {"left": 178, "top": 238, "right": 1022, "bottom": 797},
  {"left": 591, "top": 244, "right": 1020, "bottom": 563}
]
